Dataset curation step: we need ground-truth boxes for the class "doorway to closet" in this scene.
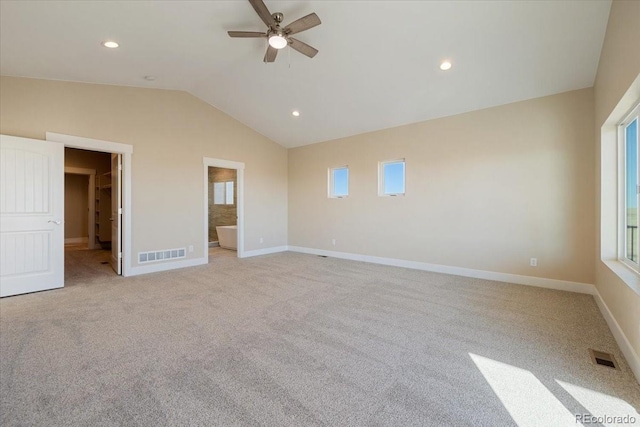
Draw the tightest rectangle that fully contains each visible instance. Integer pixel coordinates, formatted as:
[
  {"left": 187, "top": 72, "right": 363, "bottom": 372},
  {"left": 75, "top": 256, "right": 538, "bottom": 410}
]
[
  {"left": 64, "top": 148, "right": 121, "bottom": 284},
  {"left": 47, "top": 132, "right": 133, "bottom": 281}
]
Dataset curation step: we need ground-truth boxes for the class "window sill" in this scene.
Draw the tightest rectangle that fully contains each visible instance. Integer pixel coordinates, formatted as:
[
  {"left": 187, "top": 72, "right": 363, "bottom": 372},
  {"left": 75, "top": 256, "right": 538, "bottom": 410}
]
[{"left": 602, "top": 259, "right": 640, "bottom": 297}]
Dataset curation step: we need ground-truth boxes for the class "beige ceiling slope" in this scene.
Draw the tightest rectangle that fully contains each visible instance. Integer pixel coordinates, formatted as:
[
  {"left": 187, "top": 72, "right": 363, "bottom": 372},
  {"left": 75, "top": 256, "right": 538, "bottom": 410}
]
[{"left": 0, "top": 1, "right": 610, "bottom": 148}]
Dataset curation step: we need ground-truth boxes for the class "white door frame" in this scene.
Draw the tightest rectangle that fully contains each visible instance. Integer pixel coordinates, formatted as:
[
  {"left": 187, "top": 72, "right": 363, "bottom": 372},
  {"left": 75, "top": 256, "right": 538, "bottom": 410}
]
[
  {"left": 64, "top": 167, "right": 96, "bottom": 249},
  {"left": 47, "top": 132, "right": 133, "bottom": 276},
  {"left": 203, "top": 157, "right": 245, "bottom": 259}
]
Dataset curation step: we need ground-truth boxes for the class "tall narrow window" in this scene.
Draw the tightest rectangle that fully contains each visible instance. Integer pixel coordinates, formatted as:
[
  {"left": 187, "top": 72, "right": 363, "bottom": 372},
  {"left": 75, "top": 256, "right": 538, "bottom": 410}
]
[
  {"left": 329, "top": 166, "right": 349, "bottom": 198},
  {"left": 624, "top": 112, "right": 639, "bottom": 264},
  {"left": 379, "top": 159, "right": 405, "bottom": 196},
  {"left": 225, "top": 181, "right": 234, "bottom": 205},
  {"left": 213, "top": 182, "right": 225, "bottom": 205}
]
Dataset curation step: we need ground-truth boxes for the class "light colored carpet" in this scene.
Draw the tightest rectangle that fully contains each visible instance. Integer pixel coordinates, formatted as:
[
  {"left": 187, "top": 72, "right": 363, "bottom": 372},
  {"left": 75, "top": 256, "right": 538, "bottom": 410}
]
[
  {"left": 209, "top": 247, "right": 238, "bottom": 259},
  {"left": 1, "top": 251, "right": 639, "bottom": 426}
]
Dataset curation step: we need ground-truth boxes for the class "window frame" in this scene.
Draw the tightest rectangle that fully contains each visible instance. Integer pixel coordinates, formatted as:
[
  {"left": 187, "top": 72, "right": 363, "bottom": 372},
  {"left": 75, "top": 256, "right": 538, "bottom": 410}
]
[
  {"left": 619, "top": 103, "right": 640, "bottom": 272},
  {"left": 378, "top": 159, "right": 406, "bottom": 197},
  {"left": 328, "top": 166, "right": 349, "bottom": 199},
  {"left": 213, "top": 180, "right": 235, "bottom": 206}
]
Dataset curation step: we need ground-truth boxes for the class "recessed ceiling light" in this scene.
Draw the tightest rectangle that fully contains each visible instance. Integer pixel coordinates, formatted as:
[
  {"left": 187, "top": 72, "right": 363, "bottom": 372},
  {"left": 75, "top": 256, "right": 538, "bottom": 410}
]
[
  {"left": 292, "top": 110, "right": 300, "bottom": 117},
  {"left": 102, "top": 41, "right": 119, "bottom": 49},
  {"left": 440, "top": 61, "right": 452, "bottom": 71}
]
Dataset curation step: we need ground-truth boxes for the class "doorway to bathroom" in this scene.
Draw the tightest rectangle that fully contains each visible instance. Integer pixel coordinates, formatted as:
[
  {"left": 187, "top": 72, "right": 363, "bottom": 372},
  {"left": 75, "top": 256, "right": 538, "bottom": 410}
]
[{"left": 203, "top": 157, "right": 245, "bottom": 261}]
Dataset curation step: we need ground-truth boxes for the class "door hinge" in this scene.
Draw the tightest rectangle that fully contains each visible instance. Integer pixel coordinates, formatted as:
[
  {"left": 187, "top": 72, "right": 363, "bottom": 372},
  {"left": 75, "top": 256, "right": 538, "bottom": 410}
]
[
  {"left": 118, "top": 208, "right": 123, "bottom": 214},
  {"left": 118, "top": 164, "right": 122, "bottom": 171},
  {"left": 118, "top": 252, "right": 122, "bottom": 259},
  {"left": 637, "top": 184, "right": 640, "bottom": 195}
]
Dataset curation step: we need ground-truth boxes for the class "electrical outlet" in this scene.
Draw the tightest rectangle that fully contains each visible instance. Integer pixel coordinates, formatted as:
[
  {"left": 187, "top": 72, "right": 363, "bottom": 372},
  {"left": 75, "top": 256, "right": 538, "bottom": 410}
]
[
  {"left": 259, "top": 237, "right": 264, "bottom": 244},
  {"left": 188, "top": 245, "right": 194, "bottom": 253},
  {"left": 530, "top": 258, "right": 537, "bottom": 267},
  {"left": 332, "top": 239, "right": 336, "bottom": 246}
]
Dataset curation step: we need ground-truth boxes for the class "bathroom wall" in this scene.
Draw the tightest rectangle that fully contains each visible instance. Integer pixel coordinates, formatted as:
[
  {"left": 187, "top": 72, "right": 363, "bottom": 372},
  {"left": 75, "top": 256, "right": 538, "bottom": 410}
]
[{"left": 208, "top": 167, "right": 237, "bottom": 242}]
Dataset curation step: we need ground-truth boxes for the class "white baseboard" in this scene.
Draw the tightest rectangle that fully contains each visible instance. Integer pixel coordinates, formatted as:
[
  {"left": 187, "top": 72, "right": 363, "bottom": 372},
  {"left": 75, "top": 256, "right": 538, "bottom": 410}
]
[
  {"left": 593, "top": 290, "right": 640, "bottom": 384},
  {"left": 125, "top": 257, "right": 208, "bottom": 276},
  {"left": 241, "top": 246, "right": 288, "bottom": 258},
  {"left": 65, "top": 237, "right": 88, "bottom": 244},
  {"left": 287, "top": 246, "right": 596, "bottom": 295}
]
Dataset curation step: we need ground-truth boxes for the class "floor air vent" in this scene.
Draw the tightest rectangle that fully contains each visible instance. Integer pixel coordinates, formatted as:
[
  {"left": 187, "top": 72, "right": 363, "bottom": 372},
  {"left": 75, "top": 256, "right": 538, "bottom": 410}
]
[
  {"left": 139, "top": 248, "right": 186, "bottom": 264},
  {"left": 589, "top": 349, "right": 618, "bottom": 369}
]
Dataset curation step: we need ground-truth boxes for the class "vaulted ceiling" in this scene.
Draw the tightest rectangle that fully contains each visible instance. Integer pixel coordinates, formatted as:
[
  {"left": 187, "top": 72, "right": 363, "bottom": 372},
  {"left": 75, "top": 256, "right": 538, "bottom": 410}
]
[{"left": 0, "top": 1, "right": 611, "bottom": 147}]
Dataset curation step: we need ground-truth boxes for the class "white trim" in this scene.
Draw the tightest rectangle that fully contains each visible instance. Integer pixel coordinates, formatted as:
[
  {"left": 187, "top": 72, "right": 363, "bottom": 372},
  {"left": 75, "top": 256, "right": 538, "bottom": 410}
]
[
  {"left": 127, "top": 257, "right": 208, "bottom": 276},
  {"left": 47, "top": 132, "right": 133, "bottom": 154},
  {"left": 241, "top": 246, "right": 288, "bottom": 258},
  {"left": 47, "top": 132, "right": 133, "bottom": 276},
  {"left": 203, "top": 157, "right": 245, "bottom": 260},
  {"left": 287, "top": 246, "right": 596, "bottom": 295},
  {"left": 593, "top": 289, "right": 640, "bottom": 384},
  {"left": 64, "top": 237, "right": 89, "bottom": 244},
  {"left": 65, "top": 167, "right": 96, "bottom": 249}
]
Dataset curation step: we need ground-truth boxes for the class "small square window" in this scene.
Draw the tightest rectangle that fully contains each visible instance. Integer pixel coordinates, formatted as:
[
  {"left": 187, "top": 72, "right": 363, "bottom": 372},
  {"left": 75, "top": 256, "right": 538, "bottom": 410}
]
[
  {"left": 379, "top": 159, "right": 405, "bottom": 196},
  {"left": 328, "top": 166, "right": 349, "bottom": 198},
  {"left": 213, "top": 181, "right": 235, "bottom": 205}
]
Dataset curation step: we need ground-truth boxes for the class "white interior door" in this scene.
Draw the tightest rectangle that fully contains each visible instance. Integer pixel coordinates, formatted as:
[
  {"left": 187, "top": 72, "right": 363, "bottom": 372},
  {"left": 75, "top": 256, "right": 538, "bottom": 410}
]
[
  {"left": 0, "top": 135, "right": 64, "bottom": 297},
  {"left": 110, "top": 154, "right": 122, "bottom": 275}
]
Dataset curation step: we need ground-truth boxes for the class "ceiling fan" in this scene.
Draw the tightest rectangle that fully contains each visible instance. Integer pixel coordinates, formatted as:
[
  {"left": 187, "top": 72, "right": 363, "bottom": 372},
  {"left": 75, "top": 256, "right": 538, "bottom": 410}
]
[{"left": 228, "top": 0, "right": 321, "bottom": 63}]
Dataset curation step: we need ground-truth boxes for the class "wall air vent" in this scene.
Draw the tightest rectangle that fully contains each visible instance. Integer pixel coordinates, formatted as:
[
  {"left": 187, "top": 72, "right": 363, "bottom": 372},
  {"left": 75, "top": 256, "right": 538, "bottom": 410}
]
[
  {"left": 138, "top": 248, "right": 186, "bottom": 264},
  {"left": 588, "top": 349, "right": 618, "bottom": 369}
]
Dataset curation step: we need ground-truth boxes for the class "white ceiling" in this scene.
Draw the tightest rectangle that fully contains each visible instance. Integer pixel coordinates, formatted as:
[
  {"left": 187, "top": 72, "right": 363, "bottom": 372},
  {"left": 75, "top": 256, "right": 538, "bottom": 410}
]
[{"left": 0, "top": 1, "right": 611, "bottom": 148}]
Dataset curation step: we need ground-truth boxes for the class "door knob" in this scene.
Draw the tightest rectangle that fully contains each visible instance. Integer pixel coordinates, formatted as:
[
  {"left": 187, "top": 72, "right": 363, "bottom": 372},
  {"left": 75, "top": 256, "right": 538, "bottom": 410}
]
[{"left": 48, "top": 220, "right": 62, "bottom": 225}]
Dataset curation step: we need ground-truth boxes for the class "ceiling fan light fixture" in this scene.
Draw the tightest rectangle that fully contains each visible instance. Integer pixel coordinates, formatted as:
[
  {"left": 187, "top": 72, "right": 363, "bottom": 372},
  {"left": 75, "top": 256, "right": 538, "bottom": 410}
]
[{"left": 268, "top": 34, "right": 288, "bottom": 49}]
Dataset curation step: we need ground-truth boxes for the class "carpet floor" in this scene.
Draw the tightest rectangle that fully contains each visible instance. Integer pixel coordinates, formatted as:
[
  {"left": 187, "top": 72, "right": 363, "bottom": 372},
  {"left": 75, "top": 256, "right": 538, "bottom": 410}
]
[{"left": 1, "top": 250, "right": 639, "bottom": 426}]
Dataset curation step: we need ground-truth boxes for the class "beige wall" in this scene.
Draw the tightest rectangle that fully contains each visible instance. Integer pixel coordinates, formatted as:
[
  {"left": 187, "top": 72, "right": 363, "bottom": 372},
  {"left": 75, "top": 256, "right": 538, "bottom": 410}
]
[
  {"left": 594, "top": 1, "right": 640, "bottom": 366},
  {"left": 289, "top": 88, "right": 595, "bottom": 284},
  {"left": 64, "top": 173, "right": 89, "bottom": 239},
  {"left": 0, "top": 76, "right": 288, "bottom": 266}
]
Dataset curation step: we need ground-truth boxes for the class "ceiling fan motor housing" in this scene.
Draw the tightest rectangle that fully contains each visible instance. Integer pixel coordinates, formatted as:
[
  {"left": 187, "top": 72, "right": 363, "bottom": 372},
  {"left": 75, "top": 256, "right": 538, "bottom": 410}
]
[
  {"left": 228, "top": 0, "right": 321, "bottom": 62},
  {"left": 272, "top": 12, "right": 284, "bottom": 25}
]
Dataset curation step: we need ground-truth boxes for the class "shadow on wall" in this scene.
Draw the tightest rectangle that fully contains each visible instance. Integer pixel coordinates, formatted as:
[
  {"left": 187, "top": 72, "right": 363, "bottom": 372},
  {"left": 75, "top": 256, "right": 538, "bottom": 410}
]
[{"left": 208, "top": 167, "right": 237, "bottom": 242}]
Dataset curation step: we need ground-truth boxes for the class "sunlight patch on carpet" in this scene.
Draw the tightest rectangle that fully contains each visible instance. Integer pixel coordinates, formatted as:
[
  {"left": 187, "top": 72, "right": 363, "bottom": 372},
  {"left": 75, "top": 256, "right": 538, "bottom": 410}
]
[{"left": 469, "top": 353, "right": 581, "bottom": 426}]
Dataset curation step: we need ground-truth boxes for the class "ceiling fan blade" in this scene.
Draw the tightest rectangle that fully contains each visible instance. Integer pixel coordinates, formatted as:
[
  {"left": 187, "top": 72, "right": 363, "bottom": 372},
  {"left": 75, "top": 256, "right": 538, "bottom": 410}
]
[
  {"left": 289, "top": 38, "right": 318, "bottom": 58},
  {"left": 228, "top": 31, "right": 266, "bottom": 38},
  {"left": 264, "top": 45, "right": 278, "bottom": 62},
  {"left": 249, "top": 0, "right": 276, "bottom": 28},
  {"left": 284, "top": 13, "right": 321, "bottom": 35}
]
